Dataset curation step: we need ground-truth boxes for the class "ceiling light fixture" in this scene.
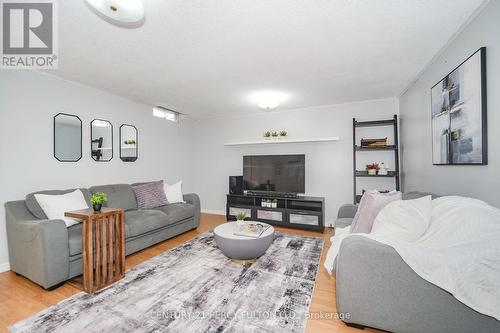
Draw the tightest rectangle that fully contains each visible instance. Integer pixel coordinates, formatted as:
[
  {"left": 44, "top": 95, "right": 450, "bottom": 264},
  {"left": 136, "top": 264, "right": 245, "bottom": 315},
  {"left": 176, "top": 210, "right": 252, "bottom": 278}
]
[
  {"left": 85, "top": 0, "right": 145, "bottom": 26},
  {"left": 153, "top": 106, "right": 180, "bottom": 122},
  {"left": 250, "top": 91, "right": 289, "bottom": 111}
]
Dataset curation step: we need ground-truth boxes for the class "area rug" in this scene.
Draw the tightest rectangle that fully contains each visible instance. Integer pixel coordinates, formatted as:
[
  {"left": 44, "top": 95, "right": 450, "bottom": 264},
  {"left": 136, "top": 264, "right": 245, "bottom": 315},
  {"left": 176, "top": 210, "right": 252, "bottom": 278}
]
[{"left": 10, "top": 231, "right": 324, "bottom": 333}]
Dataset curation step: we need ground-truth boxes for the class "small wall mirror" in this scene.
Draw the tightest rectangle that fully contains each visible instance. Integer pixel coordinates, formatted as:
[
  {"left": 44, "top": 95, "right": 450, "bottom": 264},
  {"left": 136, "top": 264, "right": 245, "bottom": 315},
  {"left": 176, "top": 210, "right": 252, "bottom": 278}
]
[
  {"left": 54, "top": 113, "right": 82, "bottom": 162},
  {"left": 91, "top": 119, "right": 113, "bottom": 162},
  {"left": 120, "top": 124, "right": 138, "bottom": 162}
]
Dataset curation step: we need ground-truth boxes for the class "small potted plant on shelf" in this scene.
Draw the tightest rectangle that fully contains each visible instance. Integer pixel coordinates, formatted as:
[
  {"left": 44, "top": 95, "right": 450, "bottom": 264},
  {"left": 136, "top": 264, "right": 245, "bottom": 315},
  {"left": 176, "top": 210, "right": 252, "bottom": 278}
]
[
  {"left": 271, "top": 131, "right": 279, "bottom": 139},
  {"left": 271, "top": 198, "right": 278, "bottom": 208},
  {"left": 365, "top": 163, "right": 379, "bottom": 176},
  {"left": 91, "top": 192, "right": 108, "bottom": 212},
  {"left": 279, "top": 130, "right": 288, "bottom": 139},
  {"left": 263, "top": 131, "right": 272, "bottom": 140}
]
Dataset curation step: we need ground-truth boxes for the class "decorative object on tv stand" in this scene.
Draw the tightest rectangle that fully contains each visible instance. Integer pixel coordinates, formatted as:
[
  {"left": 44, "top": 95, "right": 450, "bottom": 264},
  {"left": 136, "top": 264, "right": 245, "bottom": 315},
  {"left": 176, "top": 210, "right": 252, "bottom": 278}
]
[
  {"left": 361, "top": 137, "right": 387, "bottom": 147},
  {"left": 378, "top": 162, "right": 389, "bottom": 176},
  {"left": 90, "top": 192, "right": 108, "bottom": 212},
  {"left": 365, "top": 163, "right": 379, "bottom": 176},
  {"left": 431, "top": 47, "right": 487, "bottom": 165},
  {"left": 263, "top": 131, "right": 272, "bottom": 140}
]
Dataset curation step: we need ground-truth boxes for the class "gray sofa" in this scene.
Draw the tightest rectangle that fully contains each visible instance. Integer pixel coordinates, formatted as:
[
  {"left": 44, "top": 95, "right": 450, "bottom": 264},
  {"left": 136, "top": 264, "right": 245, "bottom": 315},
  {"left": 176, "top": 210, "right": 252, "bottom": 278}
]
[
  {"left": 334, "top": 192, "right": 500, "bottom": 332},
  {"left": 5, "top": 183, "right": 200, "bottom": 290}
]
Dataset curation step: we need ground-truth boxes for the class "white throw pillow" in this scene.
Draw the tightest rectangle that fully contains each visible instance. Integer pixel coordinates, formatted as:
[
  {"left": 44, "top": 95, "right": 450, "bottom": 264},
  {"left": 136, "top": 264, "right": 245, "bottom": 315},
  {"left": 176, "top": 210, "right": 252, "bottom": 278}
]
[
  {"left": 34, "top": 190, "right": 89, "bottom": 227},
  {"left": 371, "top": 195, "right": 432, "bottom": 242},
  {"left": 164, "top": 181, "right": 185, "bottom": 204}
]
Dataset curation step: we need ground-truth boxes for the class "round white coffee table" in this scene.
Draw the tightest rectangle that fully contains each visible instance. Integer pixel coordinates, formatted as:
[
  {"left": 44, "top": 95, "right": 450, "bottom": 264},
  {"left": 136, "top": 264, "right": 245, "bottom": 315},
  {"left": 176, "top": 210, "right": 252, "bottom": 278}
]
[{"left": 214, "top": 221, "right": 275, "bottom": 263}]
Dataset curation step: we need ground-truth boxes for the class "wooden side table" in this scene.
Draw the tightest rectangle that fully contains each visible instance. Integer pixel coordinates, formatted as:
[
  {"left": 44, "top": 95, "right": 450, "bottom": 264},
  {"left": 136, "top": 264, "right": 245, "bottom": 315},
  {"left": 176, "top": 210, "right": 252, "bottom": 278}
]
[{"left": 65, "top": 208, "right": 125, "bottom": 293}]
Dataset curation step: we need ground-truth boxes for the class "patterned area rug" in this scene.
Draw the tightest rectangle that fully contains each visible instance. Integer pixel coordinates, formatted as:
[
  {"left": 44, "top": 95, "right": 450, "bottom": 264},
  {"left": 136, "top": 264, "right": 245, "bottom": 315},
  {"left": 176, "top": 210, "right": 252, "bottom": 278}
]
[{"left": 10, "top": 231, "right": 324, "bottom": 333}]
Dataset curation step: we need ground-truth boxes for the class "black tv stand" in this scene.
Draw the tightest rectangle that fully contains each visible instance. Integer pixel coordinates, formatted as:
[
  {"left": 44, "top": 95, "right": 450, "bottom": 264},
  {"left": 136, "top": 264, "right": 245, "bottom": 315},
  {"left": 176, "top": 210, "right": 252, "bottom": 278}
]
[{"left": 226, "top": 194, "right": 325, "bottom": 232}]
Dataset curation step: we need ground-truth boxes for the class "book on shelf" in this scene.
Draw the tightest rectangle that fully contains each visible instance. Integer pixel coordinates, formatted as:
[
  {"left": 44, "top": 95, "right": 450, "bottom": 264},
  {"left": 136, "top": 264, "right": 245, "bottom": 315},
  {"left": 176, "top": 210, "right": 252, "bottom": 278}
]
[
  {"left": 234, "top": 222, "right": 271, "bottom": 238},
  {"left": 360, "top": 137, "right": 388, "bottom": 147}
]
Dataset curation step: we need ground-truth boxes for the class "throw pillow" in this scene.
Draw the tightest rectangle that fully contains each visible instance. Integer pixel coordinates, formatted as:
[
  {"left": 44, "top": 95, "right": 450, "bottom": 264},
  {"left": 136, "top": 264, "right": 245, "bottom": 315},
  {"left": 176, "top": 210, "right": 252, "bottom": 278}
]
[
  {"left": 133, "top": 181, "right": 169, "bottom": 209},
  {"left": 350, "top": 191, "right": 402, "bottom": 233},
  {"left": 371, "top": 195, "right": 432, "bottom": 242},
  {"left": 34, "top": 189, "right": 89, "bottom": 227},
  {"left": 164, "top": 181, "right": 185, "bottom": 204}
]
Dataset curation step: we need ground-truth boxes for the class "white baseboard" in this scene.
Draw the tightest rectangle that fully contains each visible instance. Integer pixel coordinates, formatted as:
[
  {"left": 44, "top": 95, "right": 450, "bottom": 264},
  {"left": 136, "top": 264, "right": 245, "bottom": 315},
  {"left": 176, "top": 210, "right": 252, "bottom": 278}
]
[
  {"left": 0, "top": 262, "right": 10, "bottom": 273},
  {"left": 201, "top": 209, "right": 226, "bottom": 216}
]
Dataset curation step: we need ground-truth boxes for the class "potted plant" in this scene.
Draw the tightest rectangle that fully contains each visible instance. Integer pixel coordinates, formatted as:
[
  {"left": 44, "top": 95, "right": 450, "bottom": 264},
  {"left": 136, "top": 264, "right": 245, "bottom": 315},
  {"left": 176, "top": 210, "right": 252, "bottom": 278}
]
[
  {"left": 263, "top": 131, "right": 272, "bottom": 140},
  {"left": 271, "top": 131, "right": 279, "bottom": 139},
  {"left": 235, "top": 212, "right": 246, "bottom": 230},
  {"left": 91, "top": 192, "right": 108, "bottom": 212},
  {"left": 271, "top": 198, "right": 278, "bottom": 208},
  {"left": 365, "top": 163, "right": 379, "bottom": 176},
  {"left": 279, "top": 130, "right": 288, "bottom": 139}
]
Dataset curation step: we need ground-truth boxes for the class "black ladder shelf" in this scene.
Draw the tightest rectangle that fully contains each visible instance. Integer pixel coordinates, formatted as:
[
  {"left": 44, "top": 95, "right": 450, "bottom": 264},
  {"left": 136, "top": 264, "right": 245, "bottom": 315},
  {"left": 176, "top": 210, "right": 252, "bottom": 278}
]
[{"left": 352, "top": 115, "right": 400, "bottom": 204}]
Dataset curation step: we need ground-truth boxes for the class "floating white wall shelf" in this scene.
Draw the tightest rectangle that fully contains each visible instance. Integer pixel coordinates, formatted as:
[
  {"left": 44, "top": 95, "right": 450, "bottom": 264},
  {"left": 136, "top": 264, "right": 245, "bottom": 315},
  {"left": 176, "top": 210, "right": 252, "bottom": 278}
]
[{"left": 223, "top": 137, "right": 340, "bottom": 146}]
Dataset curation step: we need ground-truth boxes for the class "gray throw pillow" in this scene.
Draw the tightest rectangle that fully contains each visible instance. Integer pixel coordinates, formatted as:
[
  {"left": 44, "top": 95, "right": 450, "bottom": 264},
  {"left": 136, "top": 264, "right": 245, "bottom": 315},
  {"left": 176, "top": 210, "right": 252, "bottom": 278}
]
[{"left": 132, "top": 181, "right": 168, "bottom": 209}]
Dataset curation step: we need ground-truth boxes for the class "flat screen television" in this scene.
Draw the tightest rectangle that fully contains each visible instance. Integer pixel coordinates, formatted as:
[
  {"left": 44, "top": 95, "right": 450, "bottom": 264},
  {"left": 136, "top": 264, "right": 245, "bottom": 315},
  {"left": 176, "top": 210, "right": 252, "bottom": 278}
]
[{"left": 243, "top": 154, "right": 305, "bottom": 195}]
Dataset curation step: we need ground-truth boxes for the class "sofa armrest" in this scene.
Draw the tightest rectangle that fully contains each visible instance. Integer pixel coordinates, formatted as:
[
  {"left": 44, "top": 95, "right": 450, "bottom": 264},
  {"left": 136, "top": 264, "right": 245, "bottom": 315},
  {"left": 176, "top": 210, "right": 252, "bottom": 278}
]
[
  {"left": 5, "top": 201, "right": 69, "bottom": 289},
  {"left": 334, "top": 236, "right": 499, "bottom": 333},
  {"left": 337, "top": 204, "right": 358, "bottom": 219},
  {"left": 336, "top": 236, "right": 410, "bottom": 329},
  {"left": 183, "top": 193, "right": 200, "bottom": 228}
]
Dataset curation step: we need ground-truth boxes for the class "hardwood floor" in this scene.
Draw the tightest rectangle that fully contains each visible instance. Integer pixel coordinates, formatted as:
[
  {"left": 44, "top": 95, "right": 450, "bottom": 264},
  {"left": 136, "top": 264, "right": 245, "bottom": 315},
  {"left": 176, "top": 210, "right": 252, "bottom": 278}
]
[{"left": 0, "top": 213, "right": 380, "bottom": 333}]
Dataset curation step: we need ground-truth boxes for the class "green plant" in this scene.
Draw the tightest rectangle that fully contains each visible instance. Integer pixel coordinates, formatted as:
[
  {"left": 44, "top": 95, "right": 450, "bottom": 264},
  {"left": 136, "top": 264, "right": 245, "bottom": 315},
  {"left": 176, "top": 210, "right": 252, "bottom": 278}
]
[
  {"left": 271, "top": 131, "right": 279, "bottom": 137},
  {"left": 236, "top": 212, "right": 246, "bottom": 221},
  {"left": 279, "top": 130, "right": 287, "bottom": 137},
  {"left": 263, "top": 131, "right": 271, "bottom": 138},
  {"left": 272, "top": 198, "right": 277, "bottom": 203},
  {"left": 91, "top": 192, "right": 108, "bottom": 205}
]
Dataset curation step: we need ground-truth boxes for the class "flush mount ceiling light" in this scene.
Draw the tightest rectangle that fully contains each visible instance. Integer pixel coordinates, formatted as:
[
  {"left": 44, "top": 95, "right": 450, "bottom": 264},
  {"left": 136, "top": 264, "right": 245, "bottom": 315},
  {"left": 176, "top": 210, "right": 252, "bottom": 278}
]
[
  {"left": 85, "top": 0, "right": 145, "bottom": 26},
  {"left": 250, "top": 91, "right": 289, "bottom": 111},
  {"left": 153, "top": 106, "right": 180, "bottom": 122}
]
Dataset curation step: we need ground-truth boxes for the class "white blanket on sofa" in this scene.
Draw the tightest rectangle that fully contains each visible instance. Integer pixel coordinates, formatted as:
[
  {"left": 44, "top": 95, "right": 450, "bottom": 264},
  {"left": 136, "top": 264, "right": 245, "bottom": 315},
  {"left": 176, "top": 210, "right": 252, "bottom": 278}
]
[{"left": 324, "top": 196, "right": 500, "bottom": 321}]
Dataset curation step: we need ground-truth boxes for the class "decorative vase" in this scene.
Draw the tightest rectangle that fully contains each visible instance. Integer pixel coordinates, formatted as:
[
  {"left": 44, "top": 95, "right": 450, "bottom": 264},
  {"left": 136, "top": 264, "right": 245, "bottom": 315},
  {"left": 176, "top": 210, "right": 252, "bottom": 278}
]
[
  {"left": 93, "top": 203, "right": 102, "bottom": 212},
  {"left": 271, "top": 202, "right": 277, "bottom": 208},
  {"left": 264, "top": 136, "right": 271, "bottom": 140},
  {"left": 378, "top": 168, "right": 388, "bottom": 176},
  {"left": 236, "top": 219, "right": 245, "bottom": 232},
  {"left": 367, "top": 169, "right": 377, "bottom": 176}
]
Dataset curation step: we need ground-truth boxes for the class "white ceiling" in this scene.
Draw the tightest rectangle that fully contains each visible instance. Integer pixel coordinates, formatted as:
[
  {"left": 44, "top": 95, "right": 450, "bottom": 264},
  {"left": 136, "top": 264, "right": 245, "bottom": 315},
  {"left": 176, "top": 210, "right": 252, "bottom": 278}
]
[{"left": 51, "top": 0, "right": 487, "bottom": 119}]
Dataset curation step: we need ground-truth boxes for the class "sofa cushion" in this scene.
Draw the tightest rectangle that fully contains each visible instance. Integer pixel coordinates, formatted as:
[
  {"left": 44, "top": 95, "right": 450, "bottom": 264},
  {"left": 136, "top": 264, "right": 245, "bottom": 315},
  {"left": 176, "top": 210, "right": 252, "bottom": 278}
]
[
  {"left": 26, "top": 188, "right": 92, "bottom": 219},
  {"left": 90, "top": 184, "right": 138, "bottom": 211},
  {"left": 154, "top": 203, "right": 195, "bottom": 222},
  {"left": 132, "top": 181, "right": 168, "bottom": 209},
  {"left": 124, "top": 209, "right": 172, "bottom": 238},
  {"left": 351, "top": 191, "right": 402, "bottom": 233}
]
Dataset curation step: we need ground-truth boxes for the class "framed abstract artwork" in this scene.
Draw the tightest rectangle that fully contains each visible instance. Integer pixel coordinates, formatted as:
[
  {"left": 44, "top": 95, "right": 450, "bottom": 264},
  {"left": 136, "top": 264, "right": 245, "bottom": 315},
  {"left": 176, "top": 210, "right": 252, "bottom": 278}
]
[{"left": 431, "top": 47, "right": 487, "bottom": 165}]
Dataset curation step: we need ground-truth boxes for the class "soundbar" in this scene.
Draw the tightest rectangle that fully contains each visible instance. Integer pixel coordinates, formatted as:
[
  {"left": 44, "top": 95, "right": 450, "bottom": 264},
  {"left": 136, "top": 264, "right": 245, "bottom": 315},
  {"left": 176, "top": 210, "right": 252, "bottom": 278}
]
[{"left": 245, "top": 190, "right": 299, "bottom": 198}]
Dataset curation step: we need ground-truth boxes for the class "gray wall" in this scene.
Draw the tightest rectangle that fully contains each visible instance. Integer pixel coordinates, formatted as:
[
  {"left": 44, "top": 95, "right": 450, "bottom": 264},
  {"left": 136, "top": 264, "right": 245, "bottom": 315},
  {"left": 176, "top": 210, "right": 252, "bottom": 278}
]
[
  {"left": 190, "top": 98, "right": 399, "bottom": 225},
  {"left": 399, "top": 0, "right": 500, "bottom": 207},
  {"left": 0, "top": 71, "right": 195, "bottom": 271}
]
